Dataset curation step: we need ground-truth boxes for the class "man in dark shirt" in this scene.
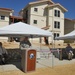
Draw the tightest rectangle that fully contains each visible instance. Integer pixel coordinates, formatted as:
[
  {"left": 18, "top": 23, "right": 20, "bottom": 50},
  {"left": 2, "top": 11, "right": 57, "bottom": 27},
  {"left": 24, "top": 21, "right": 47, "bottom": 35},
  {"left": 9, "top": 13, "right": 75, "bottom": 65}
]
[
  {"left": 20, "top": 37, "right": 31, "bottom": 48},
  {"left": 65, "top": 43, "right": 74, "bottom": 60},
  {"left": 66, "top": 44, "right": 73, "bottom": 53}
]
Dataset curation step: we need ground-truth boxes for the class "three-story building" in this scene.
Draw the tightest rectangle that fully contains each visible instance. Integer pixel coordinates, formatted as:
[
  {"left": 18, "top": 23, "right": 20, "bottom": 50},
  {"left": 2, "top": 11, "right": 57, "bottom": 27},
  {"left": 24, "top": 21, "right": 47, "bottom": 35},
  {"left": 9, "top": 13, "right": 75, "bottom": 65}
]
[{"left": 20, "top": 0, "right": 68, "bottom": 44}]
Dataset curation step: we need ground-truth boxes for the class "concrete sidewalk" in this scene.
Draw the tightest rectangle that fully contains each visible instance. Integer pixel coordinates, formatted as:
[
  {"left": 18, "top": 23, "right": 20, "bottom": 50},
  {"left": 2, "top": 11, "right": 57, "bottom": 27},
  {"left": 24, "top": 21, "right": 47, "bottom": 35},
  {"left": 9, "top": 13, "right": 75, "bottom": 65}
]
[
  {"left": 0, "top": 64, "right": 19, "bottom": 72},
  {"left": 36, "top": 57, "right": 75, "bottom": 68},
  {"left": 0, "top": 56, "right": 75, "bottom": 72},
  {"left": 0, "top": 44, "right": 75, "bottom": 72}
]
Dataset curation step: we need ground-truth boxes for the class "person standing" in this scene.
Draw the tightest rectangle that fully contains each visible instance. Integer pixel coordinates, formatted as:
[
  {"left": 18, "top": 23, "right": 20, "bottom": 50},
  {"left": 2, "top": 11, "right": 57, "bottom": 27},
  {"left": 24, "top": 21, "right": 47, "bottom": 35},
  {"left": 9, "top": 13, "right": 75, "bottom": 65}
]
[
  {"left": 44, "top": 37, "right": 49, "bottom": 45},
  {"left": 65, "top": 43, "right": 74, "bottom": 60},
  {"left": 0, "top": 42, "right": 8, "bottom": 64},
  {"left": 20, "top": 37, "right": 31, "bottom": 48}
]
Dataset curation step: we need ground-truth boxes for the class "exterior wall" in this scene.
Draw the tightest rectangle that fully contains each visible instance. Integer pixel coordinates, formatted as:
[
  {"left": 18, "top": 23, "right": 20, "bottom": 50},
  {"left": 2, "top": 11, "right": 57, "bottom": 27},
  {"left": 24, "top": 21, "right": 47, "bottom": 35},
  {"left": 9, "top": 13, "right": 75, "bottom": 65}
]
[
  {"left": 0, "top": 11, "right": 13, "bottom": 27},
  {"left": 0, "top": 21, "right": 9, "bottom": 27},
  {"left": 64, "top": 19, "right": 74, "bottom": 34},
  {"left": 30, "top": 15, "right": 46, "bottom": 28},
  {"left": 64, "top": 19, "right": 75, "bottom": 43},
  {"left": 29, "top": 3, "right": 48, "bottom": 28},
  {"left": 27, "top": 7, "right": 31, "bottom": 24},
  {"left": 48, "top": 7, "right": 64, "bottom": 31},
  {"left": 0, "top": 10, "right": 13, "bottom": 41},
  {"left": 48, "top": 7, "right": 64, "bottom": 44},
  {"left": 30, "top": 3, "right": 48, "bottom": 16},
  {"left": 0, "top": 12, "right": 10, "bottom": 25}
]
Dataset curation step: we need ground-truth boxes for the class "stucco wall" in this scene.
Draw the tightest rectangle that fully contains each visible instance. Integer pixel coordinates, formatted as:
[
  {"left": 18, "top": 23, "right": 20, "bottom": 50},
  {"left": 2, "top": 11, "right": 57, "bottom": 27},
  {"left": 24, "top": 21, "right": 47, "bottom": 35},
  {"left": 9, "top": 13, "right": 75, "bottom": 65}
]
[{"left": 0, "top": 10, "right": 13, "bottom": 40}]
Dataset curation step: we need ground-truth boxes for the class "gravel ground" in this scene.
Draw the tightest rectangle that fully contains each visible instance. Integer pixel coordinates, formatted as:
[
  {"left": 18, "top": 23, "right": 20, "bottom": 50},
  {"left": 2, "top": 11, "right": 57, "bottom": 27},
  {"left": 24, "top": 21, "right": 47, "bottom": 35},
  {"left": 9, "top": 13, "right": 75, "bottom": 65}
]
[{"left": 0, "top": 42, "right": 75, "bottom": 75}]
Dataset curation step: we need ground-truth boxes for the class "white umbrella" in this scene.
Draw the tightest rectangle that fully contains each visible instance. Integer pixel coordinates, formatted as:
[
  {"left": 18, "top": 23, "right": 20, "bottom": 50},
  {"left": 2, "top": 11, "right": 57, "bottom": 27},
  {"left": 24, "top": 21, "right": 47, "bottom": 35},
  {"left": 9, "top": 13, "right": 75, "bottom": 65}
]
[
  {"left": 55, "top": 30, "right": 75, "bottom": 40},
  {"left": 0, "top": 22, "right": 52, "bottom": 37}
]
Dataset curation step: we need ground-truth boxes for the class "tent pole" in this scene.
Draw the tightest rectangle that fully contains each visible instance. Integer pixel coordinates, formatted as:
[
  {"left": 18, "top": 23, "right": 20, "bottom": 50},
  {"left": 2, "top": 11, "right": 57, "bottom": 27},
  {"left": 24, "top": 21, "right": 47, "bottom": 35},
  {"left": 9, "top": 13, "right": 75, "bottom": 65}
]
[
  {"left": 52, "top": 35, "right": 54, "bottom": 68},
  {"left": 40, "top": 37, "right": 41, "bottom": 50},
  {"left": 30, "top": 35, "right": 33, "bottom": 46}
]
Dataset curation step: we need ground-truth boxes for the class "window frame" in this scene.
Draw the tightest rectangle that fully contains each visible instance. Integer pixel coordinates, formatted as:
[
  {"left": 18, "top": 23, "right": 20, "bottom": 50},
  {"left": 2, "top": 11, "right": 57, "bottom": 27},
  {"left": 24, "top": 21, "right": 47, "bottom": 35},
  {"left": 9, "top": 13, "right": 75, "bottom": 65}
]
[
  {"left": 0, "top": 15, "right": 5, "bottom": 20},
  {"left": 54, "top": 21, "right": 60, "bottom": 29},
  {"left": 54, "top": 10, "right": 60, "bottom": 17},
  {"left": 54, "top": 33, "right": 60, "bottom": 39},
  {"left": 34, "top": 8, "right": 38, "bottom": 12},
  {"left": 33, "top": 20, "right": 37, "bottom": 24}
]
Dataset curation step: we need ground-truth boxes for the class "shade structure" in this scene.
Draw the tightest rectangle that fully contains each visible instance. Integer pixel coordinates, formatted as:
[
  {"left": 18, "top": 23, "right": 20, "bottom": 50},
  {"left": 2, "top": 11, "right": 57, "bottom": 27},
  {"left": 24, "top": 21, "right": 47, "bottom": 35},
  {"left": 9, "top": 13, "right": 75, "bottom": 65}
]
[
  {"left": 0, "top": 22, "right": 52, "bottom": 37},
  {"left": 55, "top": 30, "right": 75, "bottom": 40}
]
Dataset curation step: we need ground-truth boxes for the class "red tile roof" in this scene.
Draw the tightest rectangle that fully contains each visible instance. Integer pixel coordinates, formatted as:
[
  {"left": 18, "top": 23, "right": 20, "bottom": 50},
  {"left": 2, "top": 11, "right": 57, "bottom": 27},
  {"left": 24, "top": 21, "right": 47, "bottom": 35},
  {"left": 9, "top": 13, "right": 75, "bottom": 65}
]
[
  {"left": 10, "top": 16, "right": 23, "bottom": 19},
  {"left": 0, "top": 7, "right": 12, "bottom": 11}
]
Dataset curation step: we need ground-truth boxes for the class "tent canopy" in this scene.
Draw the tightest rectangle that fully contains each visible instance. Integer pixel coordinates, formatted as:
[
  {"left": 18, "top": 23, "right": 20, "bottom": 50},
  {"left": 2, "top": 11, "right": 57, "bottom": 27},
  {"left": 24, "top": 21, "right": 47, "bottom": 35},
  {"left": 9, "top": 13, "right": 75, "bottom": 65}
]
[
  {"left": 55, "top": 30, "right": 75, "bottom": 40},
  {"left": 0, "top": 22, "right": 52, "bottom": 37}
]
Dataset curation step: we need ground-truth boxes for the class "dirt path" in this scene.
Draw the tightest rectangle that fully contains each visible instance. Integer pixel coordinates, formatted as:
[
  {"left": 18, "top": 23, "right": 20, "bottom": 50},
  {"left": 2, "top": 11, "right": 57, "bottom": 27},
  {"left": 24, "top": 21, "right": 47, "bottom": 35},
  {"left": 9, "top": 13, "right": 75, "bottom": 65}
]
[{"left": 0, "top": 63, "right": 75, "bottom": 75}]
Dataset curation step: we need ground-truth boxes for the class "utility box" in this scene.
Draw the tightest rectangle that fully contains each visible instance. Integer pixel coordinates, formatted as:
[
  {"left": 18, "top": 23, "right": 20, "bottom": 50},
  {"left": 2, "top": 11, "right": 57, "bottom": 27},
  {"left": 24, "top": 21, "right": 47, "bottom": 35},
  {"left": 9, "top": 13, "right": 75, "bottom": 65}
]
[{"left": 21, "top": 48, "right": 36, "bottom": 73}]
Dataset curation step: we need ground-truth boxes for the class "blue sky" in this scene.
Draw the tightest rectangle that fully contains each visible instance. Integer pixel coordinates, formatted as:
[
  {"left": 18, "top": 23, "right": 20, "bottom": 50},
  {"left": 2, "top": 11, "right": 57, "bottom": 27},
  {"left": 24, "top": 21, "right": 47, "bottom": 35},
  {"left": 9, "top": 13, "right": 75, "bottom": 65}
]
[{"left": 0, "top": 0, "right": 74, "bottom": 19}]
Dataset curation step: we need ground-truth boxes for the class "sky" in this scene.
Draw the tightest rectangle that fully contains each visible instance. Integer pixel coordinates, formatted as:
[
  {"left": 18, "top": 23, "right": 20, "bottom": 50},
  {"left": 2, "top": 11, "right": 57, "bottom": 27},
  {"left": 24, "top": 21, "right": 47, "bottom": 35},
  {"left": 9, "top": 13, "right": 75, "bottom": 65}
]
[{"left": 0, "top": 0, "right": 75, "bottom": 19}]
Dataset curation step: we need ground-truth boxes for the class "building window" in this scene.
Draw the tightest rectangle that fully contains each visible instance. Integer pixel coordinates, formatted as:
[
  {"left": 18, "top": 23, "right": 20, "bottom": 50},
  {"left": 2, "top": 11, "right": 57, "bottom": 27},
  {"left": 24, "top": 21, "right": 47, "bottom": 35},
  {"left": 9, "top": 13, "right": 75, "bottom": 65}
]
[
  {"left": 54, "top": 21, "right": 60, "bottom": 29},
  {"left": 54, "top": 33, "right": 59, "bottom": 39},
  {"left": 0, "top": 16, "right": 5, "bottom": 20},
  {"left": 34, "top": 8, "right": 38, "bottom": 12},
  {"left": 54, "top": 21, "right": 57, "bottom": 28},
  {"left": 57, "top": 33, "right": 59, "bottom": 37},
  {"left": 33, "top": 20, "right": 37, "bottom": 24},
  {"left": 54, "top": 10, "right": 60, "bottom": 17},
  {"left": 58, "top": 11, "right": 60, "bottom": 17},
  {"left": 25, "top": 10, "right": 28, "bottom": 18},
  {"left": 54, "top": 33, "right": 56, "bottom": 39},
  {"left": 54, "top": 10, "right": 57, "bottom": 17}
]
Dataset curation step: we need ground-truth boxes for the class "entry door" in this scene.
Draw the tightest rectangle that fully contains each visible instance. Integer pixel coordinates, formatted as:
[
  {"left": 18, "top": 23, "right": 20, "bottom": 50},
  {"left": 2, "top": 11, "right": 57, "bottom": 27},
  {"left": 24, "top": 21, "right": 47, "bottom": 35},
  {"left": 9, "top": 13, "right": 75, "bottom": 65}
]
[{"left": 27, "top": 50, "right": 36, "bottom": 71}]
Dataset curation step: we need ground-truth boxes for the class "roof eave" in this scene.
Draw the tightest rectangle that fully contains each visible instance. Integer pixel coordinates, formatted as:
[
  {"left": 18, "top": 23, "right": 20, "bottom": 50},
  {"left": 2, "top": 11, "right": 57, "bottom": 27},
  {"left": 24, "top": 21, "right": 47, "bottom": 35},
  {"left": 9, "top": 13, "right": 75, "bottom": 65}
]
[
  {"left": 46, "top": 3, "right": 68, "bottom": 12},
  {"left": 29, "top": 0, "right": 55, "bottom": 5},
  {"left": 23, "top": 0, "right": 55, "bottom": 10},
  {"left": 0, "top": 9, "right": 14, "bottom": 13}
]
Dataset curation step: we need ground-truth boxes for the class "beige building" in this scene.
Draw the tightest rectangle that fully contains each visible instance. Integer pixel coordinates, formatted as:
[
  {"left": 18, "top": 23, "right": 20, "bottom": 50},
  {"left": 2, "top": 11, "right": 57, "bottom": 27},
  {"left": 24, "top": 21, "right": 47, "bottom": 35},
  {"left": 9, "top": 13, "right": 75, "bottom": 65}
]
[
  {"left": 0, "top": 8, "right": 14, "bottom": 41},
  {"left": 0, "top": 8, "right": 14, "bottom": 27},
  {"left": 64, "top": 18, "right": 75, "bottom": 34},
  {"left": 64, "top": 18, "right": 75, "bottom": 43},
  {"left": 20, "top": 0, "right": 67, "bottom": 44}
]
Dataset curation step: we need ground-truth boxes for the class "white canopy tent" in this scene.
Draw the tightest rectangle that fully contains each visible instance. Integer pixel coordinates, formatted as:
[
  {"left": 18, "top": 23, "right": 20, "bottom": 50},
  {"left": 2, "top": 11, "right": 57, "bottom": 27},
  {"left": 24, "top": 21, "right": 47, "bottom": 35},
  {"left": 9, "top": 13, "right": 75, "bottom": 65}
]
[
  {"left": 0, "top": 22, "right": 52, "bottom": 37},
  {"left": 0, "top": 22, "right": 54, "bottom": 67},
  {"left": 55, "top": 30, "right": 75, "bottom": 40}
]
